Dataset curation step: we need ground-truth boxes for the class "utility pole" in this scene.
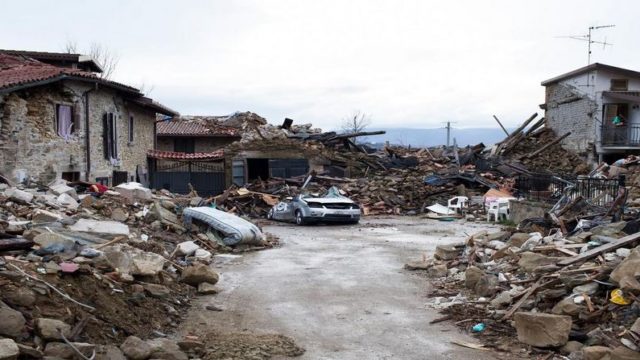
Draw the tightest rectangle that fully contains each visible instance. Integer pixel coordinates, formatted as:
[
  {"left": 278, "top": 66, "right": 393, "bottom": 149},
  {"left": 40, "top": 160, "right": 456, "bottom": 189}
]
[{"left": 445, "top": 121, "right": 451, "bottom": 148}]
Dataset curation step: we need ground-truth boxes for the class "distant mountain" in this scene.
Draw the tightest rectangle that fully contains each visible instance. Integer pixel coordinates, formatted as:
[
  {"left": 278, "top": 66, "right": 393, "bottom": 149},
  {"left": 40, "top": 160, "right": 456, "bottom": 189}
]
[{"left": 362, "top": 127, "right": 511, "bottom": 148}]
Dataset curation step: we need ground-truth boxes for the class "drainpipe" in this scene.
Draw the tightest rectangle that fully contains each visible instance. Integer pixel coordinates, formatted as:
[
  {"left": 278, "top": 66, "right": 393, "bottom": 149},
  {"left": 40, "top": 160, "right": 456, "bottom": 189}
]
[{"left": 83, "top": 84, "right": 97, "bottom": 181}]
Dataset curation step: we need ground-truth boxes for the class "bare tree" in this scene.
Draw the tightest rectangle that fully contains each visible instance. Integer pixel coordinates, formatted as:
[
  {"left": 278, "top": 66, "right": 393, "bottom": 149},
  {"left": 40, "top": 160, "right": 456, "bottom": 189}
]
[
  {"left": 340, "top": 111, "right": 372, "bottom": 144},
  {"left": 340, "top": 110, "right": 371, "bottom": 134},
  {"left": 88, "top": 43, "right": 119, "bottom": 79},
  {"left": 63, "top": 40, "right": 78, "bottom": 54},
  {"left": 62, "top": 41, "right": 120, "bottom": 79},
  {"left": 136, "top": 81, "right": 155, "bottom": 96}
]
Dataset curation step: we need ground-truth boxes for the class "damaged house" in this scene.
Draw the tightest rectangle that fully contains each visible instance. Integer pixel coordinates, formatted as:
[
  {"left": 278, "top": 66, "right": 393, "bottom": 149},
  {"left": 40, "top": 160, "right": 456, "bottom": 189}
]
[
  {"left": 149, "top": 113, "right": 318, "bottom": 196},
  {"left": 0, "top": 49, "right": 178, "bottom": 185},
  {"left": 541, "top": 63, "right": 640, "bottom": 163},
  {"left": 148, "top": 116, "right": 241, "bottom": 195}
]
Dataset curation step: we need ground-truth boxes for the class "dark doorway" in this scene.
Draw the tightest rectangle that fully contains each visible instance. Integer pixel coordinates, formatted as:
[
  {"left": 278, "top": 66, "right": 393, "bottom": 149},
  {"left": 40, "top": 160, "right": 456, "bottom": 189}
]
[
  {"left": 112, "top": 171, "right": 128, "bottom": 186},
  {"left": 247, "top": 158, "right": 269, "bottom": 180},
  {"left": 62, "top": 171, "right": 80, "bottom": 182}
]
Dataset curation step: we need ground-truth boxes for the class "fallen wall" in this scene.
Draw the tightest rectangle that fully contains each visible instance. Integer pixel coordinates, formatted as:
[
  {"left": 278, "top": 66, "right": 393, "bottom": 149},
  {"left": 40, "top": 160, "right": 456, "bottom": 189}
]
[{"left": 509, "top": 199, "right": 547, "bottom": 224}]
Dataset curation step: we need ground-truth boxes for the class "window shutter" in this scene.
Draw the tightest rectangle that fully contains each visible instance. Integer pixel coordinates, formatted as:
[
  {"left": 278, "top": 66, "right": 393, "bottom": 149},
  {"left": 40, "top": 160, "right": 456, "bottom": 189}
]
[
  {"left": 102, "top": 113, "right": 109, "bottom": 159},
  {"left": 112, "top": 114, "right": 118, "bottom": 159}
]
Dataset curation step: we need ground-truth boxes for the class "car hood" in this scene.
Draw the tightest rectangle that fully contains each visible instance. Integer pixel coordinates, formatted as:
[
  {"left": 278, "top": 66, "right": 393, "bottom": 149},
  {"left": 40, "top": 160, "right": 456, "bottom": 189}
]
[{"left": 301, "top": 198, "right": 356, "bottom": 204}]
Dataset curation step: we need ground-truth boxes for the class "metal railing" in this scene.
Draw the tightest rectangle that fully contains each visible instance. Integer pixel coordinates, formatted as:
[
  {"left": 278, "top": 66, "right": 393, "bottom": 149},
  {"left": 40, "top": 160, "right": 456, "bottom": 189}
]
[
  {"left": 601, "top": 125, "right": 640, "bottom": 146},
  {"left": 515, "top": 174, "right": 619, "bottom": 206}
]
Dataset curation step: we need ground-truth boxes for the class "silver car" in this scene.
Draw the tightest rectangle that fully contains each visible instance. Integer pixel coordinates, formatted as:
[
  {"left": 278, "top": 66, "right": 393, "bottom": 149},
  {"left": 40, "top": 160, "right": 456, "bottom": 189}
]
[{"left": 267, "top": 190, "right": 361, "bottom": 225}]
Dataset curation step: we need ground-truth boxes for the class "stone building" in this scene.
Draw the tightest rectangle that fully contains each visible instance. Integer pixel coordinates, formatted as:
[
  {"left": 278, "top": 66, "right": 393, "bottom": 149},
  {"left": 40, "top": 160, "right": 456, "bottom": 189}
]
[
  {"left": 0, "top": 50, "right": 177, "bottom": 185},
  {"left": 148, "top": 116, "right": 241, "bottom": 195},
  {"left": 148, "top": 114, "right": 324, "bottom": 196},
  {"left": 541, "top": 63, "right": 640, "bottom": 163}
]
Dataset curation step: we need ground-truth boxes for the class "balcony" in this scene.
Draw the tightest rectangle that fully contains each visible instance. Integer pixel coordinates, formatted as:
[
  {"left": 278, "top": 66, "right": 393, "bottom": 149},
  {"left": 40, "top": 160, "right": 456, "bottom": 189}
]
[{"left": 601, "top": 125, "right": 640, "bottom": 147}]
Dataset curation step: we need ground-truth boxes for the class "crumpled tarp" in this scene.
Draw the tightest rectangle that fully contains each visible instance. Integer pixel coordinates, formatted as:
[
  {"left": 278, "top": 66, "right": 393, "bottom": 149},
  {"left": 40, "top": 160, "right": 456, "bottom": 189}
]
[{"left": 183, "top": 207, "right": 264, "bottom": 246}]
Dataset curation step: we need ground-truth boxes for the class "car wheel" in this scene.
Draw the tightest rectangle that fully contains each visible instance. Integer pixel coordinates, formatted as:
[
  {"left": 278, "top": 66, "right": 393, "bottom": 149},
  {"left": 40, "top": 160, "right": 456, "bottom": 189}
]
[
  {"left": 295, "top": 210, "right": 305, "bottom": 225},
  {"left": 267, "top": 208, "right": 274, "bottom": 220}
]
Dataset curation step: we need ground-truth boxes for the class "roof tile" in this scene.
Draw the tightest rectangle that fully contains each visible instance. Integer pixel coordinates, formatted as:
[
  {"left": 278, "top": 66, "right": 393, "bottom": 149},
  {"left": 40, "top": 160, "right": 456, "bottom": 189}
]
[
  {"left": 147, "top": 149, "right": 225, "bottom": 161},
  {"left": 157, "top": 117, "right": 240, "bottom": 137}
]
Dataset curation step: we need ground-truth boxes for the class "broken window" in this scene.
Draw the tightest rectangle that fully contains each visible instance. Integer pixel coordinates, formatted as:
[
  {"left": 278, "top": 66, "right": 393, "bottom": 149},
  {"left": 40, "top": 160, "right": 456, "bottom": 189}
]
[
  {"left": 55, "top": 104, "right": 74, "bottom": 140},
  {"left": 128, "top": 115, "right": 134, "bottom": 143},
  {"left": 174, "top": 138, "right": 195, "bottom": 153},
  {"left": 102, "top": 113, "right": 119, "bottom": 160},
  {"left": 610, "top": 79, "right": 629, "bottom": 91}
]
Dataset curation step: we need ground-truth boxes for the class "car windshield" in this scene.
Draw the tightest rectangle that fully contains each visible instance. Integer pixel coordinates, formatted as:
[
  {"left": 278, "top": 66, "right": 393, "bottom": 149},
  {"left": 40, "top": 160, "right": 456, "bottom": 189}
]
[{"left": 300, "top": 186, "right": 346, "bottom": 200}]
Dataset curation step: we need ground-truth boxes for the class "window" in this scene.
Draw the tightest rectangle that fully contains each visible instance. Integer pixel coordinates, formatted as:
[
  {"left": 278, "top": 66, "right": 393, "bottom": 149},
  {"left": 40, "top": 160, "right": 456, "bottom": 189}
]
[
  {"left": 174, "top": 138, "right": 195, "bottom": 153},
  {"left": 61, "top": 171, "right": 80, "bottom": 182},
  {"left": 95, "top": 177, "right": 109, "bottom": 186},
  {"left": 55, "top": 104, "right": 74, "bottom": 139},
  {"left": 611, "top": 79, "right": 628, "bottom": 91},
  {"left": 102, "top": 113, "right": 119, "bottom": 160},
  {"left": 128, "top": 116, "right": 134, "bottom": 143}
]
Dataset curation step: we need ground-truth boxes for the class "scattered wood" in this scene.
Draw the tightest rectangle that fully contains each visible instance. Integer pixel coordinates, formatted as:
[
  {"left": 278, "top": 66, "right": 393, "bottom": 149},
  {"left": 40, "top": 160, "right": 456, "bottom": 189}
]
[
  {"left": 525, "top": 131, "right": 571, "bottom": 159},
  {"left": 0, "top": 237, "right": 34, "bottom": 251},
  {"left": 557, "top": 232, "right": 640, "bottom": 266}
]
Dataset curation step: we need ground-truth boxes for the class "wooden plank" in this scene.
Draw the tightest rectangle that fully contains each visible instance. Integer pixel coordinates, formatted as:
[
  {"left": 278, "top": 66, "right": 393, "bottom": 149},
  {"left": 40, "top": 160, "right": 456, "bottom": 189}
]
[
  {"left": 556, "top": 248, "right": 579, "bottom": 257},
  {"left": 525, "top": 131, "right": 572, "bottom": 159},
  {"left": 533, "top": 244, "right": 586, "bottom": 251},
  {"left": 524, "top": 117, "right": 546, "bottom": 137},
  {"left": 492, "top": 115, "right": 510, "bottom": 136},
  {"left": 502, "top": 113, "right": 538, "bottom": 144},
  {"left": 557, "top": 232, "right": 640, "bottom": 266},
  {"left": 502, "top": 278, "right": 542, "bottom": 320}
]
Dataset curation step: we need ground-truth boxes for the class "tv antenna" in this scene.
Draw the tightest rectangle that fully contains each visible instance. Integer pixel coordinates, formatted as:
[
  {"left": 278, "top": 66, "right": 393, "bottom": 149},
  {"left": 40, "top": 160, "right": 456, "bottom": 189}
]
[{"left": 557, "top": 24, "right": 615, "bottom": 64}]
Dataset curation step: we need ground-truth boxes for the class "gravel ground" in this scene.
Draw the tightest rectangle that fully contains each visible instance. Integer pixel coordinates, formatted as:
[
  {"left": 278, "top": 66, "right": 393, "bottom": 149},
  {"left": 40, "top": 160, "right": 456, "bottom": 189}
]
[{"left": 179, "top": 216, "right": 502, "bottom": 360}]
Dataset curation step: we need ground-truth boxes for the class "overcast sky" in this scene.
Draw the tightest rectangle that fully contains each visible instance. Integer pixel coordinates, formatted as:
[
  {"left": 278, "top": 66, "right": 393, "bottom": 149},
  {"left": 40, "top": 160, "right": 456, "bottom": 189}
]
[{"left": 2, "top": 1, "right": 639, "bottom": 130}]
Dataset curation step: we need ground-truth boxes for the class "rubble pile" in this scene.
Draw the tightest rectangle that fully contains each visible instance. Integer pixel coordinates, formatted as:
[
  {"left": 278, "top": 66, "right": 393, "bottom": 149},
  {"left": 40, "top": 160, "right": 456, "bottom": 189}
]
[
  {"left": 499, "top": 127, "right": 590, "bottom": 175},
  {"left": 208, "top": 113, "right": 596, "bottom": 219},
  {"left": 406, "top": 214, "right": 640, "bottom": 358},
  {"left": 0, "top": 179, "right": 276, "bottom": 359}
]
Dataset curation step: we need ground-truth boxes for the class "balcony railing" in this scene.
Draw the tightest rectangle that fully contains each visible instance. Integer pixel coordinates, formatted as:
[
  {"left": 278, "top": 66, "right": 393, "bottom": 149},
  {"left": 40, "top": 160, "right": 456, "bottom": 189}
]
[
  {"left": 515, "top": 174, "right": 619, "bottom": 206},
  {"left": 601, "top": 125, "right": 640, "bottom": 146}
]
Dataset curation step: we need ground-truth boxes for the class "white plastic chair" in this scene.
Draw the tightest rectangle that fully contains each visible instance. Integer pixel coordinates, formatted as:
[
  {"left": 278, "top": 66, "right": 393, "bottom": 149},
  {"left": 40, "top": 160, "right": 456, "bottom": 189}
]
[
  {"left": 486, "top": 199, "right": 510, "bottom": 222},
  {"left": 447, "top": 196, "right": 469, "bottom": 214}
]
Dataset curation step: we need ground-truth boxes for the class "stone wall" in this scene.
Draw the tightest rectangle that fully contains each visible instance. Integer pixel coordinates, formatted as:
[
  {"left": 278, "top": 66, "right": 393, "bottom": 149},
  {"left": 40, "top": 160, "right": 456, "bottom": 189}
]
[
  {"left": 0, "top": 80, "right": 156, "bottom": 184},
  {"left": 544, "top": 83, "right": 598, "bottom": 157}
]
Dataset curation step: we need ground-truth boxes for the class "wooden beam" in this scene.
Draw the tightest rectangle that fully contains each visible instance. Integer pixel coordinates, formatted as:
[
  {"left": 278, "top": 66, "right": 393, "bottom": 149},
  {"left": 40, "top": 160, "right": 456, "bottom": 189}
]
[
  {"left": 326, "top": 131, "right": 386, "bottom": 141},
  {"left": 493, "top": 115, "right": 510, "bottom": 136},
  {"left": 503, "top": 113, "right": 538, "bottom": 143},
  {"left": 525, "top": 131, "right": 572, "bottom": 159},
  {"left": 524, "top": 117, "right": 546, "bottom": 137},
  {"left": 557, "top": 232, "right": 640, "bottom": 266}
]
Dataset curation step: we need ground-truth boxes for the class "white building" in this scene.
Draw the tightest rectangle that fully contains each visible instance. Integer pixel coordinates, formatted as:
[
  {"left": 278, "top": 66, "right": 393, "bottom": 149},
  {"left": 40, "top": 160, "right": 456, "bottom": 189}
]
[{"left": 541, "top": 63, "right": 640, "bottom": 163}]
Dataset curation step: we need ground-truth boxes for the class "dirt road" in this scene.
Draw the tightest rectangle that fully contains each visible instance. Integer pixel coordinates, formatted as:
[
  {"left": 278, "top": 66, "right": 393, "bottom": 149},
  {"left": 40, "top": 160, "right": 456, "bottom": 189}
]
[{"left": 180, "top": 216, "right": 501, "bottom": 360}]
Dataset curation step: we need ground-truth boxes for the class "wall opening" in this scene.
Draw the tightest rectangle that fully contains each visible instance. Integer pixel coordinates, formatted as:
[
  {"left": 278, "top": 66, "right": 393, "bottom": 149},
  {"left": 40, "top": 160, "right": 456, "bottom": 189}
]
[
  {"left": 247, "top": 158, "right": 269, "bottom": 181},
  {"left": 61, "top": 171, "right": 80, "bottom": 182}
]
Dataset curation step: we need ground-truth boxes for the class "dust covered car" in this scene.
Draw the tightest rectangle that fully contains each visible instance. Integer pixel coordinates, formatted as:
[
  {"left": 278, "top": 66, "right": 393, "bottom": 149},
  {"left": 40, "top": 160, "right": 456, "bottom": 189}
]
[{"left": 267, "top": 187, "right": 361, "bottom": 225}]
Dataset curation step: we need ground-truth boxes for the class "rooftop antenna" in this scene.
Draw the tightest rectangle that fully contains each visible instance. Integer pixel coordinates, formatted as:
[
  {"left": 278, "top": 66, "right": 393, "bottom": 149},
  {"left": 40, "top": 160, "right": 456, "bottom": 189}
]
[{"left": 557, "top": 24, "right": 615, "bottom": 65}]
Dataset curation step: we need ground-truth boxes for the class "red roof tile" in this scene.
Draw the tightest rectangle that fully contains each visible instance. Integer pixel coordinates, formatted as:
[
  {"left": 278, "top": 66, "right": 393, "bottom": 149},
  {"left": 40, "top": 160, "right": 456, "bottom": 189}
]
[
  {"left": 157, "top": 117, "right": 240, "bottom": 137},
  {"left": 0, "top": 52, "right": 178, "bottom": 116},
  {"left": 147, "top": 149, "right": 225, "bottom": 161},
  {"left": 0, "top": 53, "right": 138, "bottom": 93}
]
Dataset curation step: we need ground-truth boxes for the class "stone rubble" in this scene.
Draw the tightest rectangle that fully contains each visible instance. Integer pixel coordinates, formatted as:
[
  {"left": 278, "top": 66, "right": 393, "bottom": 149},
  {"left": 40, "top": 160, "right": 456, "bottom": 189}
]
[{"left": 0, "top": 179, "right": 279, "bottom": 359}]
